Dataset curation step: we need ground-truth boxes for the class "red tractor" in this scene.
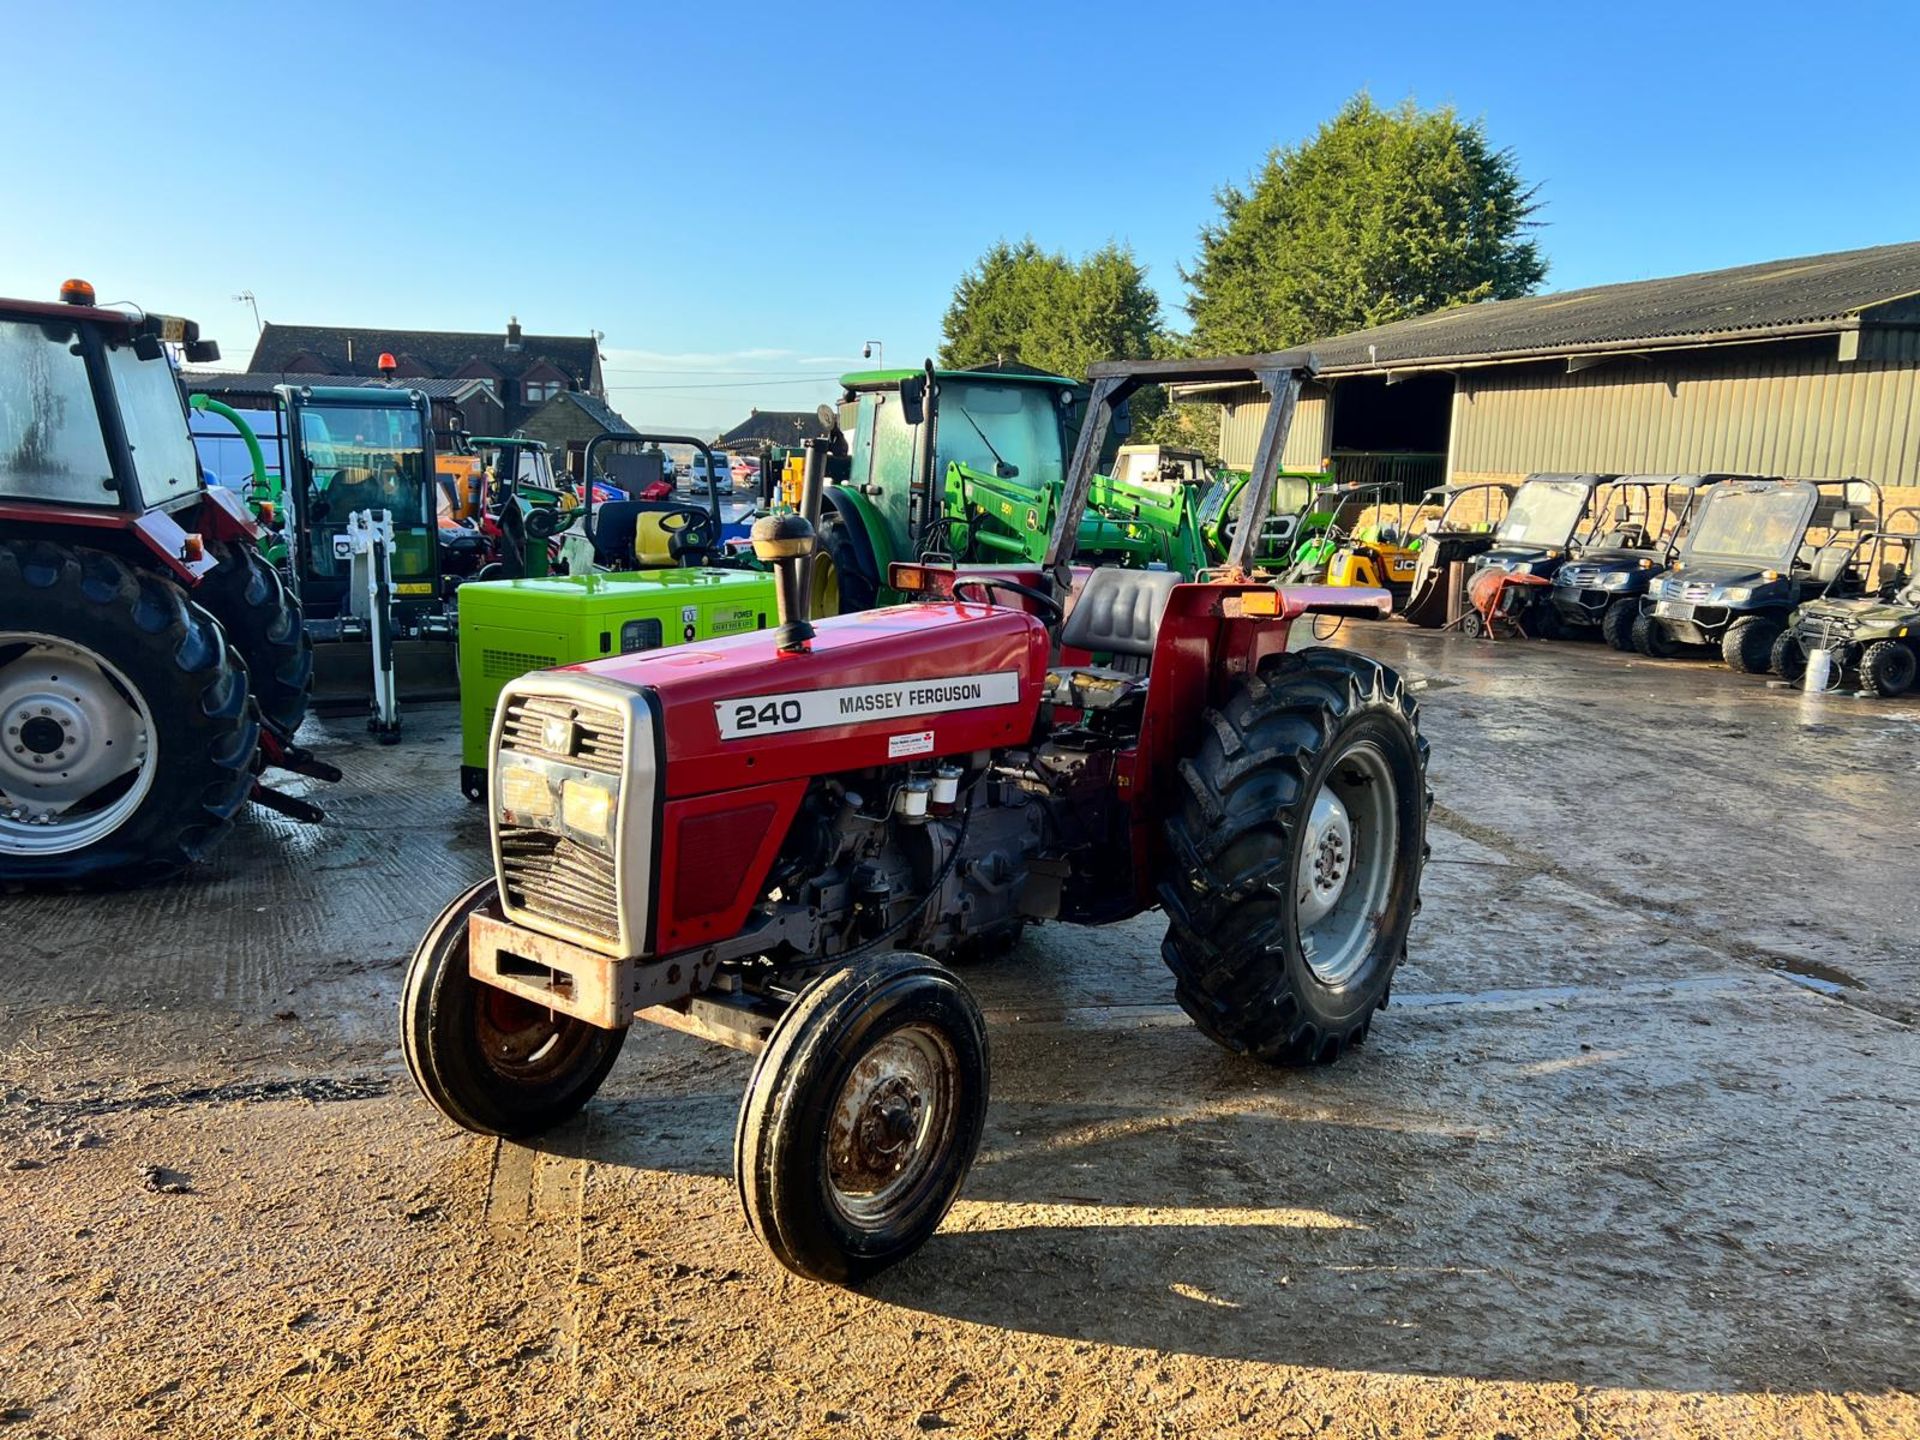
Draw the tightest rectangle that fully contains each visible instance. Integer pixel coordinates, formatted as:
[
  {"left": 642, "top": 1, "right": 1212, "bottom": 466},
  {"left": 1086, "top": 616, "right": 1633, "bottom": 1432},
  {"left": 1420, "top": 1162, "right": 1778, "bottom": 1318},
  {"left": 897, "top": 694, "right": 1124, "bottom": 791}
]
[
  {"left": 0, "top": 281, "right": 332, "bottom": 885},
  {"left": 402, "top": 354, "right": 1430, "bottom": 1283}
]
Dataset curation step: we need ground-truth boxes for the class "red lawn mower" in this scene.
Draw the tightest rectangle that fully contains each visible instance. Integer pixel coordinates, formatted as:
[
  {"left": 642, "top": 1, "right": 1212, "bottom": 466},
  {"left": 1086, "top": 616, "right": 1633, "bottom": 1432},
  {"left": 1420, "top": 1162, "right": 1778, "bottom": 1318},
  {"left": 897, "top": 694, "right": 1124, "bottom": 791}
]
[{"left": 402, "top": 354, "right": 1432, "bottom": 1283}]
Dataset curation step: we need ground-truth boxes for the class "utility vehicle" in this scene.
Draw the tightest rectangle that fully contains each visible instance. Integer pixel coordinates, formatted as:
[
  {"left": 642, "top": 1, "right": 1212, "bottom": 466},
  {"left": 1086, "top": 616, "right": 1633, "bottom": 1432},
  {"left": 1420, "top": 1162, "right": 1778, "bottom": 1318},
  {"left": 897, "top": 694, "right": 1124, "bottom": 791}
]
[
  {"left": 1401, "top": 482, "right": 1514, "bottom": 628},
  {"left": 1546, "top": 474, "right": 1730, "bottom": 649},
  {"left": 1635, "top": 478, "right": 1881, "bottom": 671},
  {"left": 1, "top": 281, "right": 331, "bottom": 884},
  {"left": 401, "top": 353, "right": 1430, "bottom": 1284},
  {"left": 1772, "top": 508, "right": 1920, "bottom": 695}
]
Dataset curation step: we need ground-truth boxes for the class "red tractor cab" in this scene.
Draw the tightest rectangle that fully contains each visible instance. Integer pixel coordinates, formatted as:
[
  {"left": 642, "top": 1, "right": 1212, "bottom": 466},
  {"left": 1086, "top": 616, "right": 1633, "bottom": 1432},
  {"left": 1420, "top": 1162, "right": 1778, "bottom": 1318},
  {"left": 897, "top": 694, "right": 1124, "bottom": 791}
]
[
  {"left": 0, "top": 283, "right": 332, "bottom": 885},
  {"left": 401, "top": 353, "right": 1432, "bottom": 1283}
]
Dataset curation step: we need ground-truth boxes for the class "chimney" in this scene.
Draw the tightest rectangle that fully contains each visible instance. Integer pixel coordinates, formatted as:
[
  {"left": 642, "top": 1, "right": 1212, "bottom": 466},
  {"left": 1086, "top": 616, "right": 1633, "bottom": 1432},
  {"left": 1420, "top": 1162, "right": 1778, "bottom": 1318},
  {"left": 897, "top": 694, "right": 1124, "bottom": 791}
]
[{"left": 505, "top": 317, "right": 523, "bottom": 353}]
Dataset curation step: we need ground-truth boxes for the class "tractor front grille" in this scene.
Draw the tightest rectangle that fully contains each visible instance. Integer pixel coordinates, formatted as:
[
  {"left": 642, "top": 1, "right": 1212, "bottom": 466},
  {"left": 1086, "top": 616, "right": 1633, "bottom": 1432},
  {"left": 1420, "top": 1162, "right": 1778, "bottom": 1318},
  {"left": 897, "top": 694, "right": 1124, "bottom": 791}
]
[
  {"left": 499, "top": 694, "right": 624, "bottom": 774},
  {"left": 498, "top": 829, "right": 620, "bottom": 941}
]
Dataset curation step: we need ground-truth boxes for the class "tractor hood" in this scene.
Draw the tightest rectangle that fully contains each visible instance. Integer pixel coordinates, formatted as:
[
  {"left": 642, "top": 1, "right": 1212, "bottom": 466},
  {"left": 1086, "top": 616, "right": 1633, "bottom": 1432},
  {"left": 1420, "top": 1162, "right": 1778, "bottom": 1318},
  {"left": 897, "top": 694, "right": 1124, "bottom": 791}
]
[{"left": 564, "top": 602, "right": 1051, "bottom": 798}]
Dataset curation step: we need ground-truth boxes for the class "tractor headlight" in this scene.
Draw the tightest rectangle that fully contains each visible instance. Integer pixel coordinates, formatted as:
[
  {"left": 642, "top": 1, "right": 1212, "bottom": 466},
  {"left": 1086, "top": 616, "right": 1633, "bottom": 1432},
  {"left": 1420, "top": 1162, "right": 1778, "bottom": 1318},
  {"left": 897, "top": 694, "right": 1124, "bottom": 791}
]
[
  {"left": 500, "top": 763, "right": 556, "bottom": 821},
  {"left": 1721, "top": 586, "right": 1753, "bottom": 603},
  {"left": 561, "top": 779, "right": 615, "bottom": 843}
]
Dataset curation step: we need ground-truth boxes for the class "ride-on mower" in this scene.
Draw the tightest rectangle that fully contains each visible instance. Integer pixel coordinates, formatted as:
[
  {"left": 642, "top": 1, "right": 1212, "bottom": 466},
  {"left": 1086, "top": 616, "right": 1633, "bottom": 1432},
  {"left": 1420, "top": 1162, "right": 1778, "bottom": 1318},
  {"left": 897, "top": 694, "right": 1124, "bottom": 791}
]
[
  {"left": 1, "top": 282, "right": 334, "bottom": 884},
  {"left": 402, "top": 352, "right": 1430, "bottom": 1284}
]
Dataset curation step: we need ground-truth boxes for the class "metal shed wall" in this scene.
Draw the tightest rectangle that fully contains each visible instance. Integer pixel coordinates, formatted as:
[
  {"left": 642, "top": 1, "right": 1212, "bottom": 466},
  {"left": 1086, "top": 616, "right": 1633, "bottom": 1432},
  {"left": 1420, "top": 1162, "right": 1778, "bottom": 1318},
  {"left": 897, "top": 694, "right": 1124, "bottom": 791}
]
[
  {"left": 1218, "top": 386, "right": 1329, "bottom": 470},
  {"left": 1450, "top": 341, "right": 1920, "bottom": 487}
]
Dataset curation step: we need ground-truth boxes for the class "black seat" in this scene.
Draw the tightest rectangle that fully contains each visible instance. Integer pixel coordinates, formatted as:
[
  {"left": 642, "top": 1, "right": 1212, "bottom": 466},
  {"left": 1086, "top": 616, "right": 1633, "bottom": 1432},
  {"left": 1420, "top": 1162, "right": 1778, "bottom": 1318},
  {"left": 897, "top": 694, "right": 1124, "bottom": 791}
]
[
  {"left": 1051, "top": 567, "right": 1181, "bottom": 710},
  {"left": 590, "top": 501, "right": 644, "bottom": 569}
]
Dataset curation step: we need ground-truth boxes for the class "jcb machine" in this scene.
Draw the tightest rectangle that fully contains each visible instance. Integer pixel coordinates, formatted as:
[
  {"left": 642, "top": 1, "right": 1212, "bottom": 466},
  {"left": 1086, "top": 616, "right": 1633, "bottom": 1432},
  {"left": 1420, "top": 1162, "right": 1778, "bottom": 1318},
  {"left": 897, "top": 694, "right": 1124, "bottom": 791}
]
[
  {"left": 0, "top": 281, "right": 334, "bottom": 885},
  {"left": 402, "top": 352, "right": 1430, "bottom": 1283}
]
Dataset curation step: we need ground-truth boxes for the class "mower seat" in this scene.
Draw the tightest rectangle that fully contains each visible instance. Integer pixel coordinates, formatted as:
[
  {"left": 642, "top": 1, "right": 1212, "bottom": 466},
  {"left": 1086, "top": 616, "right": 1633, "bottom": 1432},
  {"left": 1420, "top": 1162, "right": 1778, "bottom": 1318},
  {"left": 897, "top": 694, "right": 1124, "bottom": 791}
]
[
  {"left": 1049, "top": 567, "right": 1180, "bottom": 709},
  {"left": 634, "top": 513, "right": 679, "bottom": 567},
  {"left": 591, "top": 502, "right": 644, "bottom": 569}
]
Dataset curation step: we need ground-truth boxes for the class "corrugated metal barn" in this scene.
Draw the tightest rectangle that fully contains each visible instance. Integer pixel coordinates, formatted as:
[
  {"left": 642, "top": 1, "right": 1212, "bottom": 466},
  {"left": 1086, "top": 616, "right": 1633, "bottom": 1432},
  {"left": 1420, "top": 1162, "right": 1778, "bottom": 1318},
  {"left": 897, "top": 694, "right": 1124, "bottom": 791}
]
[{"left": 1201, "top": 240, "right": 1920, "bottom": 510}]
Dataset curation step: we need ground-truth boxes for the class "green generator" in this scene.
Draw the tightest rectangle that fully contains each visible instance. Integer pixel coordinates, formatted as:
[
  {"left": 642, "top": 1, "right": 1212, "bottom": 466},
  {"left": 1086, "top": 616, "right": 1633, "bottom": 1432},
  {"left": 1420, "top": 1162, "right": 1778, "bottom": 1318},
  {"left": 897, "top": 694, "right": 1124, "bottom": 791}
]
[{"left": 455, "top": 569, "right": 776, "bottom": 799}]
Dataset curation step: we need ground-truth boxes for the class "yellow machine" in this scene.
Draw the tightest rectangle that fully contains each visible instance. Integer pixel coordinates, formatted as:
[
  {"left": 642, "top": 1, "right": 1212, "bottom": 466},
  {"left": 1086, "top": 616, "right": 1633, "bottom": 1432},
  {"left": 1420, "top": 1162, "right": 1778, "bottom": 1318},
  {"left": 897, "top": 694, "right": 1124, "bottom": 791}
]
[{"left": 1326, "top": 519, "right": 1422, "bottom": 605}]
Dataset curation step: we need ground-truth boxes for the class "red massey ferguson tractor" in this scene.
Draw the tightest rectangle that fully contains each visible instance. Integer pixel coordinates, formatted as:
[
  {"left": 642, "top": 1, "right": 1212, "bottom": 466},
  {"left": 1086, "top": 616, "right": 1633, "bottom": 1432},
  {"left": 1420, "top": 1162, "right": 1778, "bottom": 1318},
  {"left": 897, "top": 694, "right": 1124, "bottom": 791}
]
[
  {"left": 403, "top": 354, "right": 1431, "bottom": 1283},
  {"left": 0, "top": 281, "right": 333, "bottom": 885}
]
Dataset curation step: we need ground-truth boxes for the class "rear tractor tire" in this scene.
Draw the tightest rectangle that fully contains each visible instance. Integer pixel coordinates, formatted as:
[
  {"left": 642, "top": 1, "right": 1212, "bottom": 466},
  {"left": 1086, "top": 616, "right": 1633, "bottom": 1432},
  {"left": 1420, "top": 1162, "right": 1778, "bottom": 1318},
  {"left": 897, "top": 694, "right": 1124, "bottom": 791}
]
[
  {"left": 1861, "top": 640, "right": 1918, "bottom": 698},
  {"left": 401, "top": 879, "right": 628, "bottom": 1137},
  {"left": 0, "top": 541, "right": 257, "bottom": 887},
  {"left": 1722, "top": 615, "right": 1782, "bottom": 674},
  {"left": 1601, "top": 598, "right": 1638, "bottom": 652},
  {"left": 735, "top": 953, "right": 988, "bottom": 1284},
  {"left": 1631, "top": 609, "right": 1679, "bottom": 659},
  {"left": 810, "top": 512, "right": 879, "bottom": 617},
  {"left": 1160, "top": 648, "right": 1429, "bottom": 1065},
  {"left": 194, "top": 540, "right": 313, "bottom": 735},
  {"left": 1770, "top": 630, "right": 1807, "bottom": 683}
]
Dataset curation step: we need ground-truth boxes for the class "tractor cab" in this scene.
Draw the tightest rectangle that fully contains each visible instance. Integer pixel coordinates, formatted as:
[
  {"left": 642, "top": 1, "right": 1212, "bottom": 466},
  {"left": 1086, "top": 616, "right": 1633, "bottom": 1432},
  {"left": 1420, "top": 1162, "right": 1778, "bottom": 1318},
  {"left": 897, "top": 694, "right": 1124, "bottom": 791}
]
[
  {"left": 1548, "top": 474, "right": 1733, "bottom": 646},
  {"left": 1195, "top": 466, "right": 1322, "bottom": 569},
  {"left": 1639, "top": 477, "right": 1882, "bottom": 670},
  {"left": 1469, "top": 472, "right": 1614, "bottom": 582}
]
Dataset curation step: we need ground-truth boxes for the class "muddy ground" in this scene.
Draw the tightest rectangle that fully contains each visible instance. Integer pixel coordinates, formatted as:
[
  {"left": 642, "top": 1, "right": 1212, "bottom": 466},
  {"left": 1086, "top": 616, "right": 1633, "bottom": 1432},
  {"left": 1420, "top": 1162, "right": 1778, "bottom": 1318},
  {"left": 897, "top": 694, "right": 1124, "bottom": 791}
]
[{"left": 2, "top": 625, "right": 1917, "bottom": 1439}]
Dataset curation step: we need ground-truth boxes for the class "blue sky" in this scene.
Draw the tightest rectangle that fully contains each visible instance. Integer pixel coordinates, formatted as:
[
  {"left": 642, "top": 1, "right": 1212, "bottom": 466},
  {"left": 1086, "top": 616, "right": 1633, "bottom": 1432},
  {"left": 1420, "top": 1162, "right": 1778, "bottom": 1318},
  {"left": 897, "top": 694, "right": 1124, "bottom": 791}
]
[{"left": 4, "top": 1, "right": 1917, "bottom": 433}]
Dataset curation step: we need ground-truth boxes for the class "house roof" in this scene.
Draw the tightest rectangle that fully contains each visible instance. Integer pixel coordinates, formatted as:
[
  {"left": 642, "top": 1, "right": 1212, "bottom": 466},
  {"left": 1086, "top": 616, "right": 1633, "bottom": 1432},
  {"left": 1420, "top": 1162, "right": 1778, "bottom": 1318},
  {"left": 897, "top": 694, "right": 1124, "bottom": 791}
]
[
  {"left": 530, "top": 389, "right": 638, "bottom": 436},
  {"left": 247, "top": 323, "right": 600, "bottom": 387},
  {"left": 718, "top": 409, "right": 832, "bottom": 447},
  {"left": 1298, "top": 240, "right": 1920, "bottom": 376},
  {"left": 179, "top": 370, "right": 500, "bottom": 404}
]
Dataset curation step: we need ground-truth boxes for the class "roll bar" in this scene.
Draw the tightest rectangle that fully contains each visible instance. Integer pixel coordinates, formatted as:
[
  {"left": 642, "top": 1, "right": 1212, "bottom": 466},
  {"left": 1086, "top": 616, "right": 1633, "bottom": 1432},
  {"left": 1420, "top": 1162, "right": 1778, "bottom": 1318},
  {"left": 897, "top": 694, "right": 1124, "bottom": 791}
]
[{"left": 581, "top": 431, "right": 725, "bottom": 549}]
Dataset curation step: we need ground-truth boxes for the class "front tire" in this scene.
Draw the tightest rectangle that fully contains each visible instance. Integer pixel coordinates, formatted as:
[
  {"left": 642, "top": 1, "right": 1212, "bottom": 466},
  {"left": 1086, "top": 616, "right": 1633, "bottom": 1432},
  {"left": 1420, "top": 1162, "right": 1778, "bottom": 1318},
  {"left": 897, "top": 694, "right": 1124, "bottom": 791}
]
[
  {"left": 1160, "top": 649, "right": 1429, "bottom": 1065},
  {"left": 401, "top": 879, "right": 628, "bottom": 1137},
  {"left": 735, "top": 953, "right": 988, "bottom": 1284},
  {"left": 1601, "top": 598, "right": 1638, "bottom": 652},
  {"left": 1722, "top": 615, "right": 1782, "bottom": 674},
  {"left": 0, "top": 542, "right": 257, "bottom": 887},
  {"left": 1770, "top": 630, "right": 1807, "bottom": 683},
  {"left": 1861, "top": 640, "right": 1918, "bottom": 697},
  {"left": 1631, "top": 609, "right": 1679, "bottom": 658}
]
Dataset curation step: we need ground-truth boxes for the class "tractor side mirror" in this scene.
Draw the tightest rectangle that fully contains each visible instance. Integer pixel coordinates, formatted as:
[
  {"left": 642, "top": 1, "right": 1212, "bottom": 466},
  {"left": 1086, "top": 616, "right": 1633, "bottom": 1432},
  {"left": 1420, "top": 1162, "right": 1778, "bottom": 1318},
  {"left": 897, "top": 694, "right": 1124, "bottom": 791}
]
[
  {"left": 185, "top": 339, "right": 221, "bottom": 364},
  {"left": 133, "top": 334, "right": 164, "bottom": 361},
  {"left": 898, "top": 376, "right": 926, "bottom": 427}
]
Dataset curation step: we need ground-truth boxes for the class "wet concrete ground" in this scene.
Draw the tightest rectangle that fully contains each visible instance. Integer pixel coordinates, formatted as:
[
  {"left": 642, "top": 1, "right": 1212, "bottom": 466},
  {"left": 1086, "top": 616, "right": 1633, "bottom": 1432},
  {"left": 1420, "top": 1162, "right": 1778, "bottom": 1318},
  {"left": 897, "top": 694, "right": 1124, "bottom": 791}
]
[{"left": 2, "top": 624, "right": 1917, "bottom": 1438}]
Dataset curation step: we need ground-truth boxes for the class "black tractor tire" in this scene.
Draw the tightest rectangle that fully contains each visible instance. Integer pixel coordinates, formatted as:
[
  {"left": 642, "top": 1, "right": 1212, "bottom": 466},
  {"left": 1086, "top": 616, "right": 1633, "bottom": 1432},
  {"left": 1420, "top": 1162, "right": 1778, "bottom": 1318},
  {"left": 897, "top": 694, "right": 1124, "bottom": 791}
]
[
  {"left": 0, "top": 541, "right": 257, "bottom": 888},
  {"left": 1601, "top": 599, "right": 1638, "bottom": 652},
  {"left": 1159, "top": 648, "right": 1429, "bottom": 1065},
  {"left": 1722, "top": 615, "right": 1783, "bottom": 674},
  {"left": 400, "top": 879, "right": 628, "bottom": 1137},
  {"left": 811, "top": 511, "right": 880, "bottom": 617},
  {"left": 1770, "top": 630, "right": 1808, "bottom": 683},
  {"left": 1631, "top": 609, "right": 1679, "bottom": 658},
  {"left": 1861, "top": 639, "right": 1919, "bottom": 698},
  {"left": 194, "top": 541, "right": 312, "bottom": 736},
  {"left": 735, "top": 952, "right": 988, "bottom": 1284}
]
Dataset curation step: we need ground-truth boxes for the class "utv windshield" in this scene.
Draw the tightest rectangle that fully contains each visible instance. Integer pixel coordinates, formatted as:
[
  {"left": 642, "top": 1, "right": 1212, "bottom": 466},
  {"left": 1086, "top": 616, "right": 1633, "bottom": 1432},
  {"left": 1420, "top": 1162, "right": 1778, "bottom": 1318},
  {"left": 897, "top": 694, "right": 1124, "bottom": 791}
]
[
  {"left": 0, "top": 319, "right": 113, "bottom": 505},
  {"left": 1495, "top": 481, "right": 1590, "bottom": 547},
  {"left": 1681, "top": 483, "right": 1815, "bottom": 567}
]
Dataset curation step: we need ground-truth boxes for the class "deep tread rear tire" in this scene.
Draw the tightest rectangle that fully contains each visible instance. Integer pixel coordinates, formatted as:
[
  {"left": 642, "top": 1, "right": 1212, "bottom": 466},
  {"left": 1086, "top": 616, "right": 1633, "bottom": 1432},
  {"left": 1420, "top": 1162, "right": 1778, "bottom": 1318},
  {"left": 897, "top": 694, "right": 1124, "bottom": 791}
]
[
  {"left": 0, "top": 541, "right": 257, "bottom": 887},
  {"left": 1722, "top": 615, "right": 1782, "bottom": 674},
  {"left": 1631, "top": 609, "right": 1679, "bottom": 658},
  {"left": 194, "top": 541, "right": 312, "bottom": 735},
  {"left": 401, "top": 879, "right": 627, "bottom": 1137},
  {"left": 1770, "top": 630, "right": 1807, "bottom": 683},
  {"left": 1601, "top": 599, "right": 1638, "bottom": 652},
  {"left": 1861, "top": 640, "right": 1918, "bottom": 697},
  {"left": 1159, "top": 648, "right": 1429, "bottom": 1065},
  {"left": 735, "top": 953, "right": 988, "bottom": 1284}
]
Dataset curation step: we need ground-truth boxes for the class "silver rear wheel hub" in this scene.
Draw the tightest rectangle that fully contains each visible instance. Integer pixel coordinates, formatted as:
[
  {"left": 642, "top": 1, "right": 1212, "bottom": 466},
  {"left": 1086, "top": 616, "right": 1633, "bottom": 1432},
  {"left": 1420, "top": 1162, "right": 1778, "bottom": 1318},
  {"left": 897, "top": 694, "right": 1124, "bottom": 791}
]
[
  {"left": 1294, "top": 740, "right": 1399, "bottom": 990},
  {"left": 0, "top": 636, "right": 156, "bottom": 854}
]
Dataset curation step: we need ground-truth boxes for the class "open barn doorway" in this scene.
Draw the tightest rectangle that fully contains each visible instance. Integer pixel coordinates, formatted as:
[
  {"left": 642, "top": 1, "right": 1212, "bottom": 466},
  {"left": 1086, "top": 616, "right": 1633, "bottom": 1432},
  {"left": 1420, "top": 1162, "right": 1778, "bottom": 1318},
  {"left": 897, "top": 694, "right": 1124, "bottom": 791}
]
[{"left": 1328, "top": 373, "right": 1453, "bottom": 499}]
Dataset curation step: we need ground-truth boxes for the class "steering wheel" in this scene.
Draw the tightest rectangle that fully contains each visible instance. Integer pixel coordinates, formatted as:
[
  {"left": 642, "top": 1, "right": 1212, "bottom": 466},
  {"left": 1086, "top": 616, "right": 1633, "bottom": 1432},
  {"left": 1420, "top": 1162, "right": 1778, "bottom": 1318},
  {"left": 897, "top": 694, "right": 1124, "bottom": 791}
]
[
  {"left": 951, "top": 576, "right": 1064, "bottom": 626},
  {"left": 662, "top": 505, "right": 720, "bottom": 566}
]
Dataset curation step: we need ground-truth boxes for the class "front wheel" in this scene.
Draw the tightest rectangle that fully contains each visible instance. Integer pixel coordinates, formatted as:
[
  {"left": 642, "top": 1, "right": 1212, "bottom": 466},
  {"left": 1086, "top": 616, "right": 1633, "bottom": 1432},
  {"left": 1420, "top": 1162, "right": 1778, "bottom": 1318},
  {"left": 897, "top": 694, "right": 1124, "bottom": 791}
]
[
  {"left": 735, "top": 953, "right": 988, "bottom": 1284},
  {"left": 1601, "top": 598, "right": 1638, "bottom": 652},
  {"left": 1160, "top": 648, "right": 1429, "bottom": 1064},
  {"left": 401, "top": 879, "right": 628, "bottom": 1137},
  {"left": 1631, "top": 609, "right": 1679, "bottom": 658},
  {"left": 1770, "top": 630, "right": 1807, "bottom": 683},
  {"left": 1722, "top": 615, "right": 1782, "bottom": 674},
  {"left": 1861, "top": 640, "right": 1918, "bottom": 697}
]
